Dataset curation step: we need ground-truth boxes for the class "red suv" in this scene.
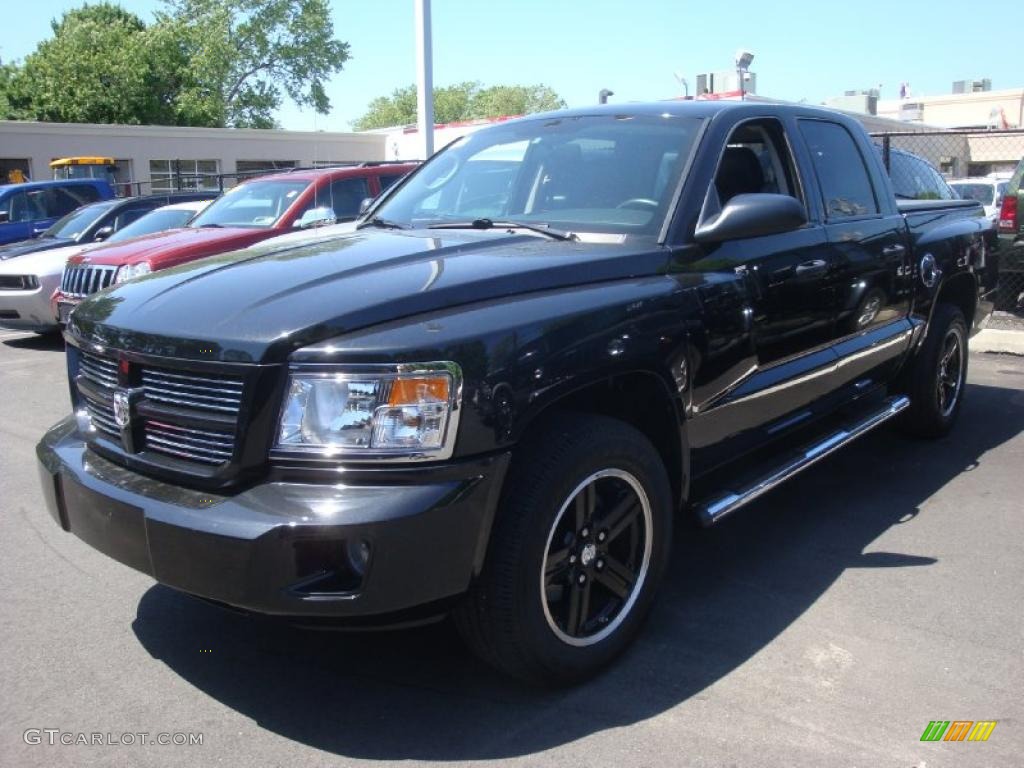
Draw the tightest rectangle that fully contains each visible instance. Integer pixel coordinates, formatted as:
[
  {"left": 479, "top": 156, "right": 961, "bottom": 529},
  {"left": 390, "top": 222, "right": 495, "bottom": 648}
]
[{"left": 54, "top": 163, "right": 417, "bottom": 322}]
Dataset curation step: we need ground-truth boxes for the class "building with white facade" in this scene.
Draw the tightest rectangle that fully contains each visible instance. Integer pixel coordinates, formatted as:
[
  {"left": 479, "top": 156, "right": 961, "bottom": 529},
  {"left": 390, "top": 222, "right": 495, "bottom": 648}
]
[{"left": 0, "top": 120, "right": 385, "bottom": 191}]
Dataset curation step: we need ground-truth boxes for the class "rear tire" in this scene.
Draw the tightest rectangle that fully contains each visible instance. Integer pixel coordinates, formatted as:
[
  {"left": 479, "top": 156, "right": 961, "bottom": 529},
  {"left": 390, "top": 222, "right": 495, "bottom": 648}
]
[
  {"left": 898, "top": 303, "right": 968, "bottom": 438},
  {"left": 454, "top": 413, "right": 673, "bottom": 685}
]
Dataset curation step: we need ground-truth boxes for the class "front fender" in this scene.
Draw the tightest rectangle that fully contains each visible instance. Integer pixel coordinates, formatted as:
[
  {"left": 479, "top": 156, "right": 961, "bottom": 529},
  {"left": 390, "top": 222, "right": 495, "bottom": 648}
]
[{"left": 294, "top": 276, "right": 703, "bottom": 460}]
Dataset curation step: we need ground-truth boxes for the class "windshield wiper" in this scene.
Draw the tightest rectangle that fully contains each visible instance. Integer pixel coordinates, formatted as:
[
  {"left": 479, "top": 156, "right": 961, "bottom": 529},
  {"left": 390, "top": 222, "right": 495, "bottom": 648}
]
[
  {"left": 427, "top": 218, "right": 576, "bottom": 241},
  {"left": 357, "top": 216, "right": 409, "bottom": 231},
  {"left": 197, "top": 223, "right": 223, "bottom": 228}
]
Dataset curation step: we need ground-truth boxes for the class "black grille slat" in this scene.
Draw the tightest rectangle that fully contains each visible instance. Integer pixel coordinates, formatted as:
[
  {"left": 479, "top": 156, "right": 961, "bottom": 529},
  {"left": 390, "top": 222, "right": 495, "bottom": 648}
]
[{"left": 0, "top": 275, "right": 36, "bottom": 291}]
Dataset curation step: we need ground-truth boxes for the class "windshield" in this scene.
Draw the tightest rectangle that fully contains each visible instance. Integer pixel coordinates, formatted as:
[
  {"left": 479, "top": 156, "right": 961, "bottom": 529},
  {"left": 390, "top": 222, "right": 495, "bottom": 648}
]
[
  {"left": 372, "top": 114, "right": 704, "bottom": 236},
  {"left": 189, "top": 180, "right": 309, "bottom": 229},
  {"left": 951, "top": 182, "right": 995, "bottom": 205},
  {"left": 43, "top": 201, "right": 115, "bottom": 239},
  {"left": 107, "top": 206, "right": 204, "bottom": 243}
]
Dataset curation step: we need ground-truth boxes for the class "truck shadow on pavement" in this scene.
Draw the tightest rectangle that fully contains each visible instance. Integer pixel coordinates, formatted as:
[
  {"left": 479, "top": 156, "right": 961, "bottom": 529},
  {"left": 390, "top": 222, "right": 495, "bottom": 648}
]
[
  {"left": 132, "top": 379, "right": 1024, "bottom": 761},
  {"left": 1, "top": 333, "right": 64, "bottom": 352}
]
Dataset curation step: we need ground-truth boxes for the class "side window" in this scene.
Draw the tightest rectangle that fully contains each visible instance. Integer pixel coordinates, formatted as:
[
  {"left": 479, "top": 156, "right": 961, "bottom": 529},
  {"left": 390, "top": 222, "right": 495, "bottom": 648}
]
[
  {"left": 112, "top": 207, "right": 150, "bottom": 230},
  {"left": 68, "top": 185, "right": 102, "bottom": 205},
  {"left": 799, "top": 120, "right": 879, "bottom": 219},
  {"left": 50, "top": 188, "right": 92, "bottom": 217},
  {"left": 319, "top": 177, "right": 370, "bottom": 221},
  {"left": 888, "top": 152, "right": 953, "bottom": 200},
  {"left": 9, "top": 190, "right": 50, "bottom": 222},
  {"left": 714, "top": 118, "right": 801, "bottom": 206},
  {"left": 378, "top": 173, "right": 405, "bottom": 192},
  {"left": 914, "top": 155, "right": 953, "bottom": 200},
  {"left": 6, "top": 192, "right": 35, "bottom": 222}
]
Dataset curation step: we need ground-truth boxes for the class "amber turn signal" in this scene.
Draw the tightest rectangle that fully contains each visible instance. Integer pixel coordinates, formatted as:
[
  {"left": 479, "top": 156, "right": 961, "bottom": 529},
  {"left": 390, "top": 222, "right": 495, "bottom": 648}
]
[{"left": 387, "top": 376, "right": 450, "bottom": 406}]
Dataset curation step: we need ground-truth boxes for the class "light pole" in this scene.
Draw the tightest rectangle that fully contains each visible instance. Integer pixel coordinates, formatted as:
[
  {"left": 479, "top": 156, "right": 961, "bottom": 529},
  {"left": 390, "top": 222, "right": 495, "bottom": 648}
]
[
  {"left": 599, "top": 89, "right": 614, "bottom": 104},
  {"left": 415, "top": 0, "right": 434, "bottom": 158},
  {"left": 735, "top": 49, "right": 754, "bottom": 101}
]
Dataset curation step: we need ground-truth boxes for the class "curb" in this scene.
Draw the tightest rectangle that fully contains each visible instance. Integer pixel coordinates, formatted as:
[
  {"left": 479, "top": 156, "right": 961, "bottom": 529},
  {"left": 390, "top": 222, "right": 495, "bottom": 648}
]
[{"left": 973, "top": 328, "right": 1024, "bottom": 356}]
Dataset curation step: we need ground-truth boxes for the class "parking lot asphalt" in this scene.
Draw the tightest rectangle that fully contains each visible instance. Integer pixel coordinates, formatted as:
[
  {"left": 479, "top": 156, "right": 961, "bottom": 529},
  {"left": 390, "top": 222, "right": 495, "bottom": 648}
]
[{"left": 0, "top": 329, "right": 1021, "bottom": 768}]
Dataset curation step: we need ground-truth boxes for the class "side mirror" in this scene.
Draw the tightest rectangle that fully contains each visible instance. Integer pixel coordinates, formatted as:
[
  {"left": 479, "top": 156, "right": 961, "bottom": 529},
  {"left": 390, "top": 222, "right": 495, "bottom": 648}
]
[
  {"left": 0, "top": 211, "right": 8, "bottom": 224},
  {"left": 358, "top": 197, "right": 375, "bottom": 216},
  {"left": 294, "top": 206, "right": 337, "bottom": 230},
  {"left": 93, "top": 225, "right": 114, "bottom": 241},
  {"left": 694, "top": 193, "right": 808, "bottom": 244}
]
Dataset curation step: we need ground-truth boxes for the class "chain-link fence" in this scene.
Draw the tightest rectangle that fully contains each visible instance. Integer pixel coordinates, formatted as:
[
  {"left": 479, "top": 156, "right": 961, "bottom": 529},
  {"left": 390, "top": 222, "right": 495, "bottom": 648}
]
[{"left": 871, "top": 128, "right": 1024, "bottom": 313}]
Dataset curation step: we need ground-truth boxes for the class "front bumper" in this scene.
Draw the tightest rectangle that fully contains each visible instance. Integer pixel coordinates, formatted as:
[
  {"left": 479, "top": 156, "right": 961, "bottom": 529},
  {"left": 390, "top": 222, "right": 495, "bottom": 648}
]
[
  {"left": 0, "top": 275, "right": 61, "bottom": 332},
  {"left": 37, "top": 417, "right": 509, "bottom": 620}
]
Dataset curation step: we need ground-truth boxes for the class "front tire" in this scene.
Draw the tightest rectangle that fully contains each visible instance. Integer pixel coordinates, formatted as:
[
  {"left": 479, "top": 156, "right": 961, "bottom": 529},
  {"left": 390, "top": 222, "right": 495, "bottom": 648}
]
[
  {"left": 899, "top": 303, "right": 968, "bottom": 438},
  {"left": 454, "top": 413, "right": 673, "bottom": 685}
]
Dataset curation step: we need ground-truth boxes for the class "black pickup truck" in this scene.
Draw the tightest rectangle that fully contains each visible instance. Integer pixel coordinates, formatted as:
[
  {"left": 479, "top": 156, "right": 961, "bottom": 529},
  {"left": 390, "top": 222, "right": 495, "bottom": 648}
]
[{"left": 37, "top": 102, "right": 996, "bottom": 685}]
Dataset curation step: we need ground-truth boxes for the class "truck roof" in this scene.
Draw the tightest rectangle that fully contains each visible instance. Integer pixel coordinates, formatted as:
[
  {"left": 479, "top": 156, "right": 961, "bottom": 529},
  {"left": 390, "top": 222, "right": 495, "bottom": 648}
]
[
  {"left": 255, "top": 162, "right": 418, "bottom": 183},
  {"left": 0, "top": 178, "right": 111, "bottom": 193},
  {"left": 520, "top": 100, "right": 860, "bottom": 124}
]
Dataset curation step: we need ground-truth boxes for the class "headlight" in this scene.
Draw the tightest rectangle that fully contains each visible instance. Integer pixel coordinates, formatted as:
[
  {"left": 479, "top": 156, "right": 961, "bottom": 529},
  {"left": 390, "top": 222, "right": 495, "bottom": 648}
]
[
  {"left": 114, "top": 262, "right": 152, "bottom": 284},
  {"left": 273, "top": 363, "right": 462, "bottom": 461}
]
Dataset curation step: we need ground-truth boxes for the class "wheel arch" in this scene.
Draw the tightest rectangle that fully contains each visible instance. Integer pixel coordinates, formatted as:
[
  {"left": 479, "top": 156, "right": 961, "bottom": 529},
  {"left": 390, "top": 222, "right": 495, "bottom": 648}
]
[
  {"left": 511, "top": 370, "right": 689, "bottom": 513},
  {"left": 932, "top": 271, "right": 978, "bottom": 333}
]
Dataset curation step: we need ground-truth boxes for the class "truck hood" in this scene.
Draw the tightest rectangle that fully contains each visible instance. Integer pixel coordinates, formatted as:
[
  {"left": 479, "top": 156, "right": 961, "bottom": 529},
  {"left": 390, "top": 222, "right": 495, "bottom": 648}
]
[
  {"left": 75, "top": 226, "right": 277, "bottom": 267},
  {"left": 0, "top": 236, "right": 75, "bottom": 261},
  {"left": 0, "top": 242, "right": 90, "bottom": 277},
  {"left": 68, "top": 229, "right": 669, "bottom": 364}
]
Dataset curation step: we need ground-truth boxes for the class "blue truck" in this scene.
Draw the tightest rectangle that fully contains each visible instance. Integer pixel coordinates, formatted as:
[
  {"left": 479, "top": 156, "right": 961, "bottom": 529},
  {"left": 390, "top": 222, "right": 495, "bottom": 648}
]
[{"left": 0, "top": 179, "right": 115, "bottom": 246}]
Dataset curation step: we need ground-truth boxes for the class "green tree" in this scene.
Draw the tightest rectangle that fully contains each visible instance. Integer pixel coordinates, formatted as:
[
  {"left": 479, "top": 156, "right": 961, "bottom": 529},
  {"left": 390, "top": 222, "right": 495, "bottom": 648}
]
[
  {"left": 0, "top": 0, "right": 349, "bottom": 128},
  {"left": 470, "top": 84, "right": 565, "bottom": 119},
  {"left": 353, "top": 81, "right": 566, "bottom": 130},
  {"left": 156, "top": 0, "right": 350, "bottom": 128},
  {"left": 1, "top": 3, "right": 178, "bottom": 125}
]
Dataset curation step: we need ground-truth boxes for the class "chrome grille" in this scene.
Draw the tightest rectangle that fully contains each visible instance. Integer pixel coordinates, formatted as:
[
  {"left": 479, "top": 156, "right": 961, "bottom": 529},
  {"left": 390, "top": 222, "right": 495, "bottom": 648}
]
[
  {"left": 144, "top": 420, "right": 234, "bottom": 465},
  {"left": 74, "top": 348, "right": 246, "bottom": 471},
  {"left": 141, "top": 369, "right": 243, "bottom": 414},
  {"left": 79, "top": 352, "right": 119, "bottom": 390},
  {"left": 82, "top": 394, "right": 119, "bottom": 439},
  {"left": 61, "top": 264, "right": 118, "bottom": 298}
]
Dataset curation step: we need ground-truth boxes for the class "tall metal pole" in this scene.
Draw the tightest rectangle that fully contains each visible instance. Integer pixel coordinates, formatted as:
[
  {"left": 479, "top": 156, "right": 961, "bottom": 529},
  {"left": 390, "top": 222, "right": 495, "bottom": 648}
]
[{"left": 414, "top": 0, "right": 434, "bottom": 159}]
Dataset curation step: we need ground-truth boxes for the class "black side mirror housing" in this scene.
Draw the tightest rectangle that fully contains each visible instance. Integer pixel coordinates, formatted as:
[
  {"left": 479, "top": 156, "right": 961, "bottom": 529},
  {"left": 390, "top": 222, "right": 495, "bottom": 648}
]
[
  {"left": 0, "top": 211, "right": 9, "bottom": 224},
  {"left": 93, "top": 225, "right": 114, "bottom": 241},
  {"left": 358, "top": 197, "right": 375, "bottom": 216},
  {"left": 695, "top": 193, "right": 808, "bottom": 244}
]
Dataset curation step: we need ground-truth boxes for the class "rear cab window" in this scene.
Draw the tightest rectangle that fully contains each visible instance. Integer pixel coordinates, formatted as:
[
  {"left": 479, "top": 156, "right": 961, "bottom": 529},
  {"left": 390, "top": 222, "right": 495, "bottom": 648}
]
[{"left": 798, "top": 120, "right": 879, "bottom": 219}]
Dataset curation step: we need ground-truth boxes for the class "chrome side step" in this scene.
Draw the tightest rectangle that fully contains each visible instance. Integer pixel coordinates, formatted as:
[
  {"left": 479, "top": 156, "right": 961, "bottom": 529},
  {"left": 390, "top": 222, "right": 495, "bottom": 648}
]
[{"left": 695, "top": 395, "right": 910, "bottom": 527}]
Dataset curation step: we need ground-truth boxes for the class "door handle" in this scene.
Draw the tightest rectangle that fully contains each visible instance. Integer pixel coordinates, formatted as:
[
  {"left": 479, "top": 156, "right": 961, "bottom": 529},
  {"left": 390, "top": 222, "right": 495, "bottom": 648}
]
[
  {"left": 795, "top": 259, "right": 828, "bottom": 275},
  {"left": 882, "top": 244, "right": 906, "bottom": 257}
]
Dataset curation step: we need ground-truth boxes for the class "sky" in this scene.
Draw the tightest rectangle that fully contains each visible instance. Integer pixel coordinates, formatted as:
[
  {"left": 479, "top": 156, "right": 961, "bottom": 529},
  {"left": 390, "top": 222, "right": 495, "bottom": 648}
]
[{"left": 2, "top": 0, "right": 1022, "bottom": 132}]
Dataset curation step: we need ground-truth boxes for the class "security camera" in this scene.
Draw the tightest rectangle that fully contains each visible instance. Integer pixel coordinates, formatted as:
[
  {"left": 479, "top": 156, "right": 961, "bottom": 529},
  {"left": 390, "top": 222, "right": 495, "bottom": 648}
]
[{"left": 735, "top": 49, "right": 755, "bottom": 70}]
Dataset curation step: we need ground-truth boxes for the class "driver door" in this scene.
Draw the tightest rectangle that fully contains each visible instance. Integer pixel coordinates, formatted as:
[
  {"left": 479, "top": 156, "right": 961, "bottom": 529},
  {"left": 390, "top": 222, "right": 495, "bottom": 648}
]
[{"left": 687, "top": 118, "right": 838, "bottom": 472}]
